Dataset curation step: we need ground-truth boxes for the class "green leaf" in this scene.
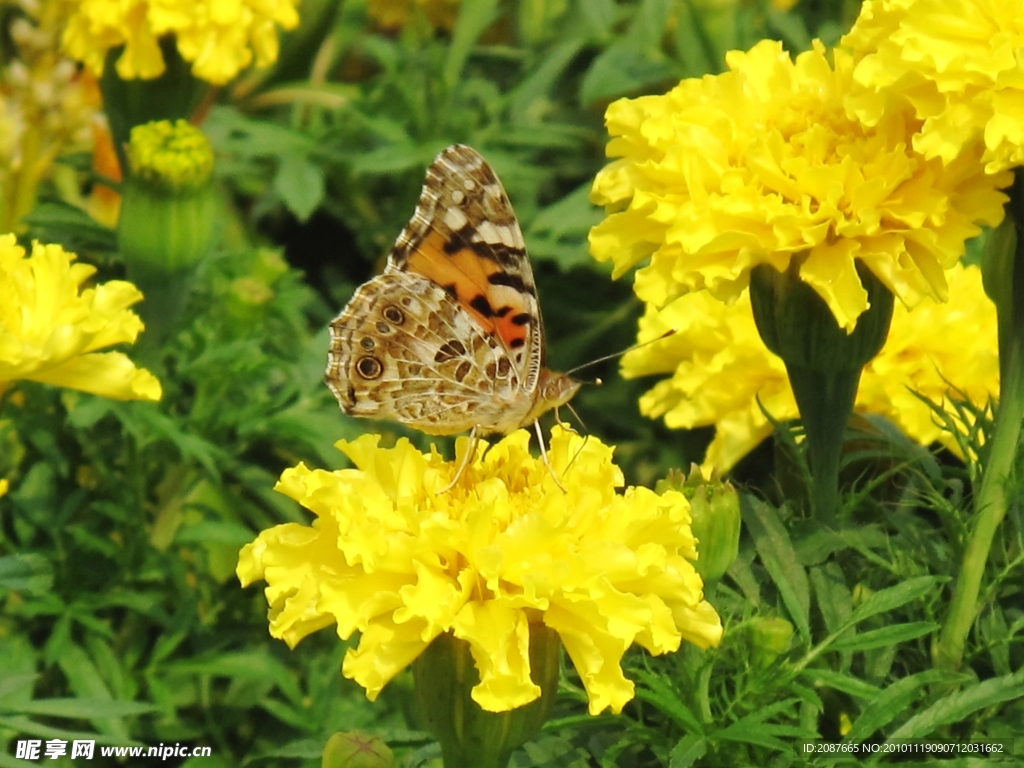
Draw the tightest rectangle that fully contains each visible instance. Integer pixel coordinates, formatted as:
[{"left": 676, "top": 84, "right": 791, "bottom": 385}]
[
  {"left": 843, "top": 670, "right": 966, "bottom": 743},
  {"left": 742, "top": 497, "right": 811, "bottom": 642},
  {"left": 889, "top": 667, "right": 1024, "bottom": 740},
  {"left": 58, "top": 643, "right": 127, "bottom": 739},
  {"left": 809, "top": 564, "right": 852, "bottom": 637},
  {"left": 800, "top": 669, "right": 882, "bottom": 700},
  {"left": 175, "top": 521, "right": 256, "bottom": 545},
  {"left": 669, "top": 734, "right": 707, "bottom": 768},
  {"left": 274, "top": 152, "right": 325, "bottom": 222},
  {"left": 633, "top": 669, "right": 703, "bottom": 733},
  {"left": 0, "top": 674, "right": 37, "bottom": 703},
  {"left": 444, "top": 0, "right": 500, "bottom": 89},
  {"left": 579, "top": 40, "right": 675, "bottom": 105},
  {"left": 830, "top": 622, "right": 939, "bottom": 652},
  {"left": 10, "top": 699, "right": 156, "bottom": 719},
  {"left": 351, "top": 143, "right": 443, "bottom": 176},
  {"left": 509, "top": 40, "right": 586, "bottom": 121},
  {"left": 0, "top": 554, "right": 53, "bottom": 594},
  {"left": 22, "top": 200, "right": 118, "bottom": 256},
  {"left": 844, "top": 576, "right": 944, "bottom": 627}
]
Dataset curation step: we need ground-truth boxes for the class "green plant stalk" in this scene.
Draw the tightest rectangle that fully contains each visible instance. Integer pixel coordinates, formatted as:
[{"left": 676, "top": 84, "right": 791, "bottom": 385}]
[
  {"left": 936, "top": 225, "right": 1024, "bottom": 672},
  {"left": 749, "top": 262, "right": 892, "bottom": 523},
  {"left": 784, "top": 364, "right": 863, "bottom": 522}
]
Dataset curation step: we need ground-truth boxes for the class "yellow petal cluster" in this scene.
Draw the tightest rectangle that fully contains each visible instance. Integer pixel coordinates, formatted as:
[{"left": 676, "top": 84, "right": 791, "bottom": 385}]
[
  {"left": 237, "top": 427, "right": 722, "bottom": 715},
  {"left": 62, "top": 0, "right": 300, "bottom": 85},
  {"left": 622, "top": 263, "right": 998, "bottom": 472},
  {"left": 0, "top": 235, "right": 161, "bottom": 401},
  {"left": 843, "top": 0, "right": 1024, "bottom": 174},
  {"left": 589, "top": 38, "right": 1010, "bottom": 331},
  {"left": 367, "top": 0, "right": 461, "bottom": 30}
]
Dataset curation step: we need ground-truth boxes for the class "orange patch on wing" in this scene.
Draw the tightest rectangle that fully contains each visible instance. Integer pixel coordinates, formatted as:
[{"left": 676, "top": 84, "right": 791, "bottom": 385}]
[
  {"left": 405, "top": 231, "right": 533, "bottom": 351},
  {"left": 493, "top": 309, "right": 529, "bottom": 351}
]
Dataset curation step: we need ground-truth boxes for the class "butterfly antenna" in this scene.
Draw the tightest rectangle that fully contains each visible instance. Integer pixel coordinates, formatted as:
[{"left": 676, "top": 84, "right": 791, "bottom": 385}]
[{"left": 564, "top": 328, "right": 676, "bottom": 377}]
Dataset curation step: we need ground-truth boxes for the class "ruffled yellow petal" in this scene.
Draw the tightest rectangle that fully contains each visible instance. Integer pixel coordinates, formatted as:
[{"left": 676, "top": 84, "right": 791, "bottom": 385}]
[
  {"left": 591, "top": 38, "right": 1011, "bottom": 330},
  {"left": 624, "top": 263, "right": 998, "bottom": 472},
  {"left": 238, "top": 428, "right": 722, "bottom": 714},
  {"left": 62, "top": 0, "right": 299, "bottom": 85},
  {"left": 844, "top": 0, "right": 1024, "bottom": 174},
  {"left": 0, "top": 235, "right": 160, "bottom": 400}
]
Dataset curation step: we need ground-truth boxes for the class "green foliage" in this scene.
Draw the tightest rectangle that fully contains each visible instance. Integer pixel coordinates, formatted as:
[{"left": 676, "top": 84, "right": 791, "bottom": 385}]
[{"left": 3, "top": 0, "right": 1022, "bottom": 767}]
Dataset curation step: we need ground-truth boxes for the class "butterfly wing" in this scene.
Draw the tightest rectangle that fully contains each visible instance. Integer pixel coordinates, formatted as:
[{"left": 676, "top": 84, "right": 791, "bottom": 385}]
[
  {"left": 326, "top": 145, "right": 545, "bottom": 435},
  {"left": 387, "top": 145, "right": 544, "bottom": 394}
]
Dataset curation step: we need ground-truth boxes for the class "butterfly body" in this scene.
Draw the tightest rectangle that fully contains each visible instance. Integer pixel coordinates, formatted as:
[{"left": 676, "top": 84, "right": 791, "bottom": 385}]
[{"left": 326, "top": 145, "right": 580, "bottom": 437}]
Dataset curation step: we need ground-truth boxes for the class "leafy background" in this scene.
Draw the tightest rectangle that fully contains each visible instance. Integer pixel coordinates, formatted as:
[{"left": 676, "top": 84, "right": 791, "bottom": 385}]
[{"left": 2, "top": 0, "right": 1023, "bottom": 766}]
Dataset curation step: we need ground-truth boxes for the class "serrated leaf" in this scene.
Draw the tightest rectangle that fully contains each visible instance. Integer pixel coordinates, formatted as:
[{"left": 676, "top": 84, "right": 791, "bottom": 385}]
[
  {"left": 0, "top": 554, "right": 53, "bottom": 594},
  {"left": 801, "top": 669, "right": 882, "bottom": 700},
  {"left": 274, "top": 153, "right": 324, "bottom": 222},
  {"left": 844, "top": 576, "right": 943, "bottom": 628},
  {"left": 669, "top": 734, "right": 707, "bottom": 768},
  {"left": 889, "top": 667, "right": 1024, "bottom": 740},
  {"left": 22, "top": 200, "right": 118, "bottom": 256},
  {"left": 830, "top": 622, "right": 938, "bottom": 652},
  {"left": 742, "top": 497, "right": 811, "bottom": 642},
  {"left": 843, "top": 670, "right": 966, "bottom": 743}
]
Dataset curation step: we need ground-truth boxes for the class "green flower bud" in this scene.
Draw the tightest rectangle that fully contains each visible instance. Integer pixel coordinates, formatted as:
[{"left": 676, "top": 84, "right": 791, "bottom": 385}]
[
  {"left": 118, "top": 119, "right": 219, "bottom": 352},
  {"left": 658, "top": 466, "right": 740, "bottom": 583},
  {"left": 322, "top": 732, "right": 394, "bottom": 768},
  {"left": 413, "top": 627, "right": 560, "bottom": 768},
  {"left": 750, "top": 617, "right": 794, "bottom": 669}
]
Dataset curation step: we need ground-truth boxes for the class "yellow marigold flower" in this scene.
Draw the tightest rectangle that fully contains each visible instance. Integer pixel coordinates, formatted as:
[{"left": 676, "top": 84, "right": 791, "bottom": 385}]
[
  {"left": 623, "top": 263, "right": 998, "bottom": 472},
  {"left": 62, "top": 0, "right": 300, "bottom": 85},
  {"left": 237, "top": 427, "right": 723, "bottom": 716},
  {"left": 0, "top": 235, "right": 162, "bottom": 401},
  {"left": 843, "top": 0, "right": 1024, "bottom": 174},
  {"left": 589, "top": 39, "right": 1010, "bottom": 331}
]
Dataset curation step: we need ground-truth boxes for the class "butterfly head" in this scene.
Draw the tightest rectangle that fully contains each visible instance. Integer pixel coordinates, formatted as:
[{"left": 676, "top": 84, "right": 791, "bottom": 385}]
[{"left": 521, "top": 368, "right": 580, "bottom": 427}]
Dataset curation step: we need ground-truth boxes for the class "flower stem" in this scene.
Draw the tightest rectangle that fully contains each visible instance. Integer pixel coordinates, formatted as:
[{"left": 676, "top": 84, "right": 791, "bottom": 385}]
[
  {"left": 785, "top": 364, "right": 863, "bottom": 522},
  {"left": 936, "top": 181, "right": 1024, "bottom": 671}
]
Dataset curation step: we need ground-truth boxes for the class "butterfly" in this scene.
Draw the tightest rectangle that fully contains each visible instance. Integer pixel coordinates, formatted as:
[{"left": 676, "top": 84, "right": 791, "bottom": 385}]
[{"left": 325, "top": 145, "right": 580, "bottom": 483}]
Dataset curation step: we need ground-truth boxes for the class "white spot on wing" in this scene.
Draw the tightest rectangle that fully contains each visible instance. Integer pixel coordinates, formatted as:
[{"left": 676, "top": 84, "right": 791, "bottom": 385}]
[
  {"left": 475, "top": 220, "right": 501, "bottom": 244},
  {"left": 451, "top": 189, "right": 465, "bottom": 205},
  {"left": 444, "top": 207, "right": 469, "bottom": 231}
]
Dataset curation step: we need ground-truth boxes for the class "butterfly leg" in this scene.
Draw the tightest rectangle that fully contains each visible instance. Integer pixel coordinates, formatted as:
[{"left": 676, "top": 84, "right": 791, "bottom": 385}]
[
  {"left": 533, "top": 420, "right": 567, "bottom": 493},
  {"left": 438, "top": 427, "right": 479, "bottom": 494}
]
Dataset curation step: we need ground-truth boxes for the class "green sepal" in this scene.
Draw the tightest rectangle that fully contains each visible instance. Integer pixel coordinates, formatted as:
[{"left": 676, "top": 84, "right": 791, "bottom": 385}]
[
  {"left": 413, "top": 627, "right": 560, "bottom": 768},
  {"left": 749, "top": 260, "right": 894, "bottom": 374}
]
